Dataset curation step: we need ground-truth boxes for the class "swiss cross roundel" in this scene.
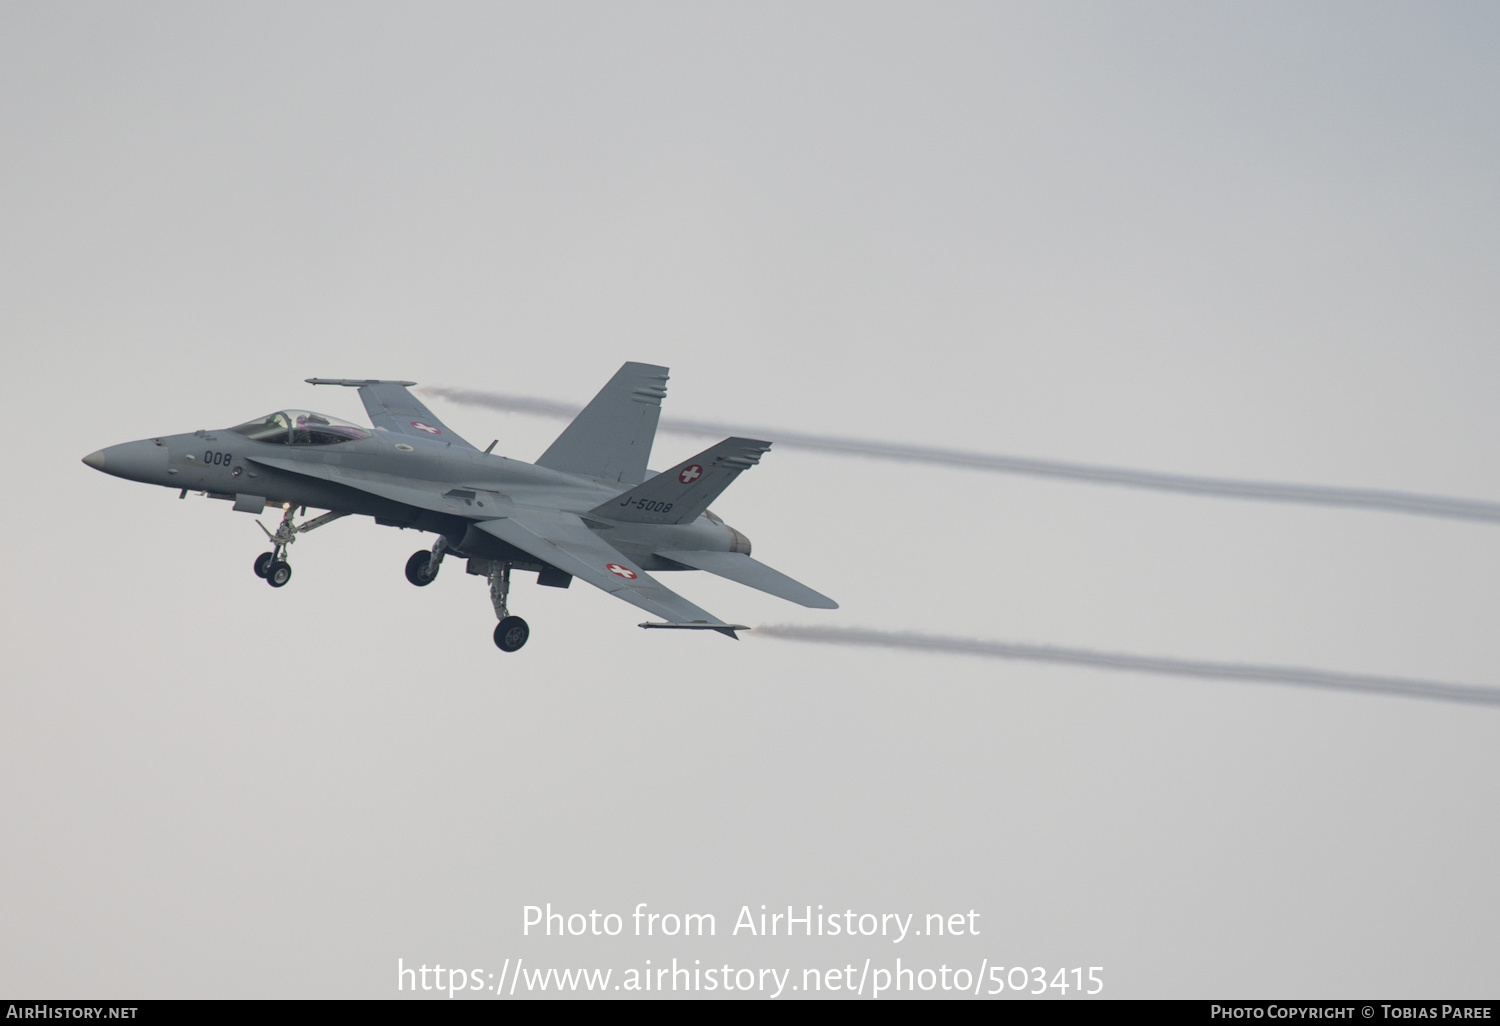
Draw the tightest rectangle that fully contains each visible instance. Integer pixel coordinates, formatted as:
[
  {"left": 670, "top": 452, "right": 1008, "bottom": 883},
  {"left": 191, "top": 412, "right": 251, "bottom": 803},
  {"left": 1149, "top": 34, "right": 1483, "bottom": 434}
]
[
  {"left": 410, "top": 421, "right": 442, "bottom": 435},
  {"left": 606, "top": 563, "right": 638, "bottom": 580},
  {"left": 678, "top": 464, "right": 704, "bottom": 484}
]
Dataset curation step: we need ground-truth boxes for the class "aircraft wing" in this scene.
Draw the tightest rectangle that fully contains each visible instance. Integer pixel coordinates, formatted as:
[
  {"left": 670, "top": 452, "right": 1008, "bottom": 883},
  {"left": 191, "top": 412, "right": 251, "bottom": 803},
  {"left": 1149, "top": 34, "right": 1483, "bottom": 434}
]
[
  {"left": 473, "top": 511, "right": 741, "bottom": 634},
  {"left": 306, "top": 378, "right": 477, "bottom": 449},
  {"left": 654, "top": 550, "right": 838, "bottom": 609}
]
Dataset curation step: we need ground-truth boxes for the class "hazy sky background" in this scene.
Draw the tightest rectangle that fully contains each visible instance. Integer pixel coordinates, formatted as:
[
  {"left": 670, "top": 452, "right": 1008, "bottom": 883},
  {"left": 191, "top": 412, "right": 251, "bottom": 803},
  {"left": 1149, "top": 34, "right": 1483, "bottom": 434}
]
[{"left": 3, "top": 1, "right": 1498, "bottom": 998}]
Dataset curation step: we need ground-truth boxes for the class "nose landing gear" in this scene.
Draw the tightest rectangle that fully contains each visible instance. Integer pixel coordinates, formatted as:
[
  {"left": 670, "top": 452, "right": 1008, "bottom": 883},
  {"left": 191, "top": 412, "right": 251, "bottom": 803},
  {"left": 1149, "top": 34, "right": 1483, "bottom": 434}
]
[{"left": 252, "top": 506, "right": 347, "bottom": 588}]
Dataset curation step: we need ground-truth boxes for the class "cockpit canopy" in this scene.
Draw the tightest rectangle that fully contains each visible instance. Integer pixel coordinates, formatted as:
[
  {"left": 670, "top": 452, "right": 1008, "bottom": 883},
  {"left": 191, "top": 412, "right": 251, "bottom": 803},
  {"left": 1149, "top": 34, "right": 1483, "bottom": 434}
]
[{"left": 230, "top": 410, "right": 372, "bottom": 446}]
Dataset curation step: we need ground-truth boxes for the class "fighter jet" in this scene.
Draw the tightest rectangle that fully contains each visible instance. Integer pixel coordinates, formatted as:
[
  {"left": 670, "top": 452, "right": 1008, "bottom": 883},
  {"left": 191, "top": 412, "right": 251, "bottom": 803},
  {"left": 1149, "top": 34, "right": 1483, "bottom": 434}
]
[{"left": 81, "top": 363, "right": 837, "bottom": 651}]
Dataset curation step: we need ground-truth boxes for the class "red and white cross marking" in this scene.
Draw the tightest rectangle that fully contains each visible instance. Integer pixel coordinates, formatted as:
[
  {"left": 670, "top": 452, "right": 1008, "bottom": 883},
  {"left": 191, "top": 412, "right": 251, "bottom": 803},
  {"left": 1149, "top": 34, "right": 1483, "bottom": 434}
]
[
  {"left": 678, "top": 464, "right": 703, "bottom": 484},
  {"left": 410, "top": 421, "right": 442, "bottom": 435},
  {"left": 605, "top": 563, "right": 638, "bottom": 580}
]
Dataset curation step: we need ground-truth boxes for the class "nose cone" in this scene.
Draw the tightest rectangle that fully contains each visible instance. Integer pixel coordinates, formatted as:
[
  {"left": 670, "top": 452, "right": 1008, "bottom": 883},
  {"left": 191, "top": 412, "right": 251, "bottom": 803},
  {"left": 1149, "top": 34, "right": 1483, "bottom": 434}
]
[{"left": 83, "top": 439, "right": 168, "bottom": 484}]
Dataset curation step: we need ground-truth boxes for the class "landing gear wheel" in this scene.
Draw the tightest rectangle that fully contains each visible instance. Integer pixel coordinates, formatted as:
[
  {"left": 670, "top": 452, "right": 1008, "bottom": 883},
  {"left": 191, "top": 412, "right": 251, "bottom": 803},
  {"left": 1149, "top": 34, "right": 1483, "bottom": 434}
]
[
  {"left": 266, "top": 561, "right": 292, "bottom": 588},
  {"left": 253, "top": 552, "right": 275, "bottom": 578},
  {"left": 405, "top": 550, "right": 438, "bottom": 586},
  {"left": 493, "top": 616, "right": 529, "bottom": 652}
]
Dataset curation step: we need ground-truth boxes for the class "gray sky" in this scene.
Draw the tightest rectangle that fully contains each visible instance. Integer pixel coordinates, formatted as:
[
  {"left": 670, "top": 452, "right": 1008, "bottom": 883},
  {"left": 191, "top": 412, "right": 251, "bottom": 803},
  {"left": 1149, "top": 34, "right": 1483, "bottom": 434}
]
[{"left": 3, "top": 1, "right": 1498, "bottom": 999}]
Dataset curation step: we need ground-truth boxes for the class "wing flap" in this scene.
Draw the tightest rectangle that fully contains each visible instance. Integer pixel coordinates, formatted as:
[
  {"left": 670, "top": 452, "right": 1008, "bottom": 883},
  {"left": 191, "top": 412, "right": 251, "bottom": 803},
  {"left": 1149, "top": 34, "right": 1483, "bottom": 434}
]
[{"left": 656, "top": 550, "right": 838, "bottom": 609}]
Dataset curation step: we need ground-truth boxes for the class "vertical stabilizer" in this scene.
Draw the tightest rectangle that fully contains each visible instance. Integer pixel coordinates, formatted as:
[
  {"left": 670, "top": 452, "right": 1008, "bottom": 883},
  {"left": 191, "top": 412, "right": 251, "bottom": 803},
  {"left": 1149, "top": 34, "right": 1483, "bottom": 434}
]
[{"left": 535, "top": 363, "right": 668, "bottom": 484}]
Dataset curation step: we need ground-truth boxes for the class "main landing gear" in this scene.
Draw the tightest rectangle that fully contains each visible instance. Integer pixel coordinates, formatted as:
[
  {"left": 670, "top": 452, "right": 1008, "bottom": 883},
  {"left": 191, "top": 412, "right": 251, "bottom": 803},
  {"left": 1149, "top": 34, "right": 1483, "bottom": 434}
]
[
  {"left": 488, "top": 563, "right": 529, "bottom": 653},
  {"left": 252, "top": 505, "right": 347, "bottom": 588},
  {"left": 404, "top": 542, "right": 530, "bottom": 652}
]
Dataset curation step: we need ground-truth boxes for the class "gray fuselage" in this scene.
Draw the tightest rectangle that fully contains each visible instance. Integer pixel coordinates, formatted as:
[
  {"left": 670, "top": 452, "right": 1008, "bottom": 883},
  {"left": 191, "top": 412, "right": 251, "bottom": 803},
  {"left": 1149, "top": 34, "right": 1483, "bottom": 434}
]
[{"left": 85, "top": 423, "right": 747, "bottom": 573}]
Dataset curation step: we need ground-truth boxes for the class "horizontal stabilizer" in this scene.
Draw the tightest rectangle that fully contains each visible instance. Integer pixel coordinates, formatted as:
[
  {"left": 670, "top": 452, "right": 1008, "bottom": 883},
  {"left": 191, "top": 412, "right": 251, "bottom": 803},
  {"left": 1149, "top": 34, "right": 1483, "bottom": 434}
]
[
  {"left": 591, "top": 437, "right": 772, "bottom": 525},
  {"left": 655, "top": 550, "right": 838, "bottom": 609},
  {"left": 536, "top": 362, "right": 668, "bottom": 484}
]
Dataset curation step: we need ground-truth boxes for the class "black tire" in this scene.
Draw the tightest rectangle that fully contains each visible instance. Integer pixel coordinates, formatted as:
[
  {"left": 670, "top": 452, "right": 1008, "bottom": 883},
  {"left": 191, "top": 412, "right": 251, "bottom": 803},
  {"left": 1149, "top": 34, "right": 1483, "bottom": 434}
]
[
  {"left": 405, "top": 550, "right": 437, "bottom": 586},
  {"left": 253, "top": 552, "right": 275, "bottom": 578},
  {"left": 493, "top": 616, "right": 529, "bottom": 652},
  {"left": 266, "top": 561, "right": 292, "bottom": 588}
]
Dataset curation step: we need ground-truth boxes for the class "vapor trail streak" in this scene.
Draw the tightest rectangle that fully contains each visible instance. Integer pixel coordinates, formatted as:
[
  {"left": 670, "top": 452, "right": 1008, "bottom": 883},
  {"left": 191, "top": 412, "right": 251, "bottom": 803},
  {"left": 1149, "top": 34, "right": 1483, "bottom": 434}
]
[
  {"left": 422, "top": 387, "right": 1500, "bottom": 524},
  {"left": 754, "top": 624, "right": 1500, "bottom": 707}
]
